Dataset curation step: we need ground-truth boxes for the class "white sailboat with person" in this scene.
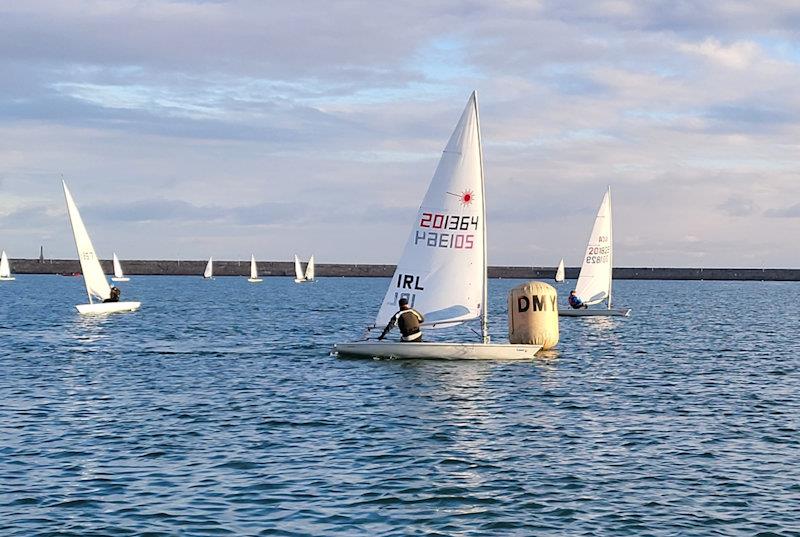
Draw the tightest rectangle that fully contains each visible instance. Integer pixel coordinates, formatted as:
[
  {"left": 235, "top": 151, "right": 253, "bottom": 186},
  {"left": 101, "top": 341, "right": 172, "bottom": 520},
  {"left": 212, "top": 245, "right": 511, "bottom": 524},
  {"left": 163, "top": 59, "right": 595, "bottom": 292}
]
[
  {"left": 248, "top": 254, "right": 263, "bottom": 283},
  {"left": 0, "top": 251, "right": 15, "bottom": 281},
  {"left": 203, "top": 257, "right": 214, "bottom": 279},
  {"left": 62, "top": 180, "right": 140, "bottom": 314},
  {"left": 560, "top": 187, "right": 630, "bottom": 317},
  {"left": 333, "top": 91, "right": 542, "bottom": 360},
  {"left": 111, "top": 253, "right": 130, "bottom": 282},
  {"left": 293, "top": 255, "right": 315, "bottom": 283},
  {"left": 554, "top": 258, "right": 565, "bottom": 283}
]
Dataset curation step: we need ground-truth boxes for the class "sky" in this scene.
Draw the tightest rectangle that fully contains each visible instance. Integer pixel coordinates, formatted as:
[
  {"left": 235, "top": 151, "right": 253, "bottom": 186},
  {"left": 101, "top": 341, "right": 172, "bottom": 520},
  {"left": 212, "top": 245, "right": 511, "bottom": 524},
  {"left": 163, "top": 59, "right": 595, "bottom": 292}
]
[{"left": 2, "top": 0, "right": 800, "bottom": 267}]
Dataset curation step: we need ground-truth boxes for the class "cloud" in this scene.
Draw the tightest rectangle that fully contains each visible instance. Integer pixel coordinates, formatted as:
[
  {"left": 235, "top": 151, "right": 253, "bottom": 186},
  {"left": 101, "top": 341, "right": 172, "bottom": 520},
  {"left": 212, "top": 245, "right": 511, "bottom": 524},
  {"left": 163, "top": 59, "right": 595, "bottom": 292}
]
[{"left": 2, "top": 1, "right": 800, "bottom": 266}]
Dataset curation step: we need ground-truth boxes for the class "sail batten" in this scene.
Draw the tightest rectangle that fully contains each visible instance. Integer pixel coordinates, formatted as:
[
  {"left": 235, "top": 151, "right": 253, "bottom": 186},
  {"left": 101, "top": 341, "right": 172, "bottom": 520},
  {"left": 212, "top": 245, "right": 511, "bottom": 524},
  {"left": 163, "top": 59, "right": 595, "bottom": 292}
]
[
  {"left": 62, "top": 181, "right": 111, "bottom": 302},
  {"left": 575, "top": 189, "right": 613, "bottom": 306},
  {"left": 375, "top": 92, "right": 486, "bottom": 330}
]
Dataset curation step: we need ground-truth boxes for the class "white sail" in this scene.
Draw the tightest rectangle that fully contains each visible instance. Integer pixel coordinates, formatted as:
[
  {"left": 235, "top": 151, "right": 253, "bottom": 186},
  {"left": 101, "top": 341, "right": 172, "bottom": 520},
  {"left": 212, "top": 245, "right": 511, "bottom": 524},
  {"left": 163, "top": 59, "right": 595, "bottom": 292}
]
[
  {"left": 250, "top": 254, "right": 258, "bottom": 279},
  {"left": 375, "top": 92, "right": 486, "bottom": 330},
  {"left": 112, "top": 253, "right": 124, "bottom": 279},
  {"left": 294, "top": 254, "right": 305, "bottom": 281},
  {"left": 305, "top": 255, "right": 315, "bottom": 281},
  {"left": 0, "top": 251, "right": 11, "bottom": 278},
  {"left": 555, "top": 258, "right": 565, "bottom": 282},
  {"left": 204, "top": 257, "right": 213, "bottom": 278},
  {"left": 62, "top": 181, "right": 112, "bottom": 302},
  {"left": 575, "top": 188, "right": 613, "bottom": 306}
]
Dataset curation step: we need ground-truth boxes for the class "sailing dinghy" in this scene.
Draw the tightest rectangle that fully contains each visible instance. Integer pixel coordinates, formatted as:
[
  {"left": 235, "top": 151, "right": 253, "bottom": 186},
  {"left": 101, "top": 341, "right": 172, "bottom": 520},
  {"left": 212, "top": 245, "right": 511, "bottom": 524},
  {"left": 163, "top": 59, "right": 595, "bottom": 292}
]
[
  {"left": 0, "top": 251, "right": 15, "bottom": 281},
  {"left": 111, "top": 253, "right": 130, "bottom": 282},
  {"left": 560, "top": 188, "right": 630, "bottom": 317},
  {"left": 248, "top": 254, "right": 263, "bottom": 283},
  {"left": 333, "top": 92, "right": 542, "bottom": 360},
  {"left": 203, "top": 257, "right": 214, "bottom": 279},
  {"left": 62, "top": 181, "right": 140, "bottom": 314},
  {"left": 554, "top": 258, "right": 565, "bottom": 283},
  {"left": 293, "top": 255, "right": 315, "bottom": 283}
]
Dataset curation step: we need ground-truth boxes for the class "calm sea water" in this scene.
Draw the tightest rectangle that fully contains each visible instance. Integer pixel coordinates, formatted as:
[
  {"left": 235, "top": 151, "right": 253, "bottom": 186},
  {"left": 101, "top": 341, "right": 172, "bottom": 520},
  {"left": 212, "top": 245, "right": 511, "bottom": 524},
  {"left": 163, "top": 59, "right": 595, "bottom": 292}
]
[{"left": 1, "top": 275, "right": 798, "bottom": 536}]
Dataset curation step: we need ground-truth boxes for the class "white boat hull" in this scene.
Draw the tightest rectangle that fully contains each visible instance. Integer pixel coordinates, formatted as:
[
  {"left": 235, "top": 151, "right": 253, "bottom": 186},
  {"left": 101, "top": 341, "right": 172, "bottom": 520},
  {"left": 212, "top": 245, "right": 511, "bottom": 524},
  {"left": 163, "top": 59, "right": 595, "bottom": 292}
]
[
  {"left": 560, "top": 308, "right": 630, "bottom": 317},
  {"left": 294, "top": 278, "right": 315, "bottom": 283},
  {"left": 111, "top": 277, "right": 130, "bottom": 282},
  {"left": 332, "top": 341, "right": 542, "bottom": 360},
  {"left": 76, "top": 301, "right": 141, "bottom": 314},
  {"left": 0, "top": 277, "right": 15, "bottom": 281},
  {"left": 248, "top": 278, "right": 263, "bottom": 283}
]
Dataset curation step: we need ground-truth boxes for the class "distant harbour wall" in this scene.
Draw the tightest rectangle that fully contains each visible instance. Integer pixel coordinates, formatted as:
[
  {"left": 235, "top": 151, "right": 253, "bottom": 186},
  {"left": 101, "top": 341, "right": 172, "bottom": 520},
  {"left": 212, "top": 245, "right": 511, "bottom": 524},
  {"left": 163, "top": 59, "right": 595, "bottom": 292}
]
[{"left": 8, "top": 259, "right": 800, "bottom": 281}]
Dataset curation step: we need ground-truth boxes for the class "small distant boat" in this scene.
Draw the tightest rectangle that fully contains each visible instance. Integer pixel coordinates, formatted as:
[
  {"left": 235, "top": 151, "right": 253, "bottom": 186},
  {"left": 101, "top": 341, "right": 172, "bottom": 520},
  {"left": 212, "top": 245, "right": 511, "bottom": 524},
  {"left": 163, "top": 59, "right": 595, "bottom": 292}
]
[
  {"left": 203, "top": 257, "right": 214, "bottom": 279},
  {"left": 111, "top": 253, "right": 130, "bottom": 282},
  {"left": 554, "top": 258, "right": 565, "bottom": 283},
  {"left": 293, "top": 254, "right": 315, "bottom": 283},
  {"left": 560, "top": 187, "right": 630, "bottom": 317},
  {"left": 62, "top": 180, "right": 140, "bottom": 314},
  {"left": 248, "top": 254, "right": 262, "bottom": 283},
  {"left": 0, "top": 250, "right": 15, "bottom": 281},
  {"left": 334, "top": 92, "right": 542, "bottom": 360}
]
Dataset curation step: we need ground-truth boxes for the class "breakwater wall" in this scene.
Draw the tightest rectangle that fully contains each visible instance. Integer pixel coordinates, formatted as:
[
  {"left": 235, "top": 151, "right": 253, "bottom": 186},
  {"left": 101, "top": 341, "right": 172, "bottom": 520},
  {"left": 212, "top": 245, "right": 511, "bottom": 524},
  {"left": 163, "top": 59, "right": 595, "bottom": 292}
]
[{"left": 8, "top": 259, "right": 800, "bottom": 281}]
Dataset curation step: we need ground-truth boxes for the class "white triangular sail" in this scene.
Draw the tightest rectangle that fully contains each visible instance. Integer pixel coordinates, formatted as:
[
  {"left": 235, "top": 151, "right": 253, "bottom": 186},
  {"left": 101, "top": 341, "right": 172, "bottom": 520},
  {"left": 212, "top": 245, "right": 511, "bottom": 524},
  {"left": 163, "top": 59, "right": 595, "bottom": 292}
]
[
  {"left": 305, "top": 255, "right": 315, "bottom": 281},
  {"left": 294, "top": 254, "right": 305, "bottom": 281},
  {"left": 250, "top": 254, "right": 258, "bottom": 279},
  {"left": 0, "top": 251, "right": 11, "bottom": 278},
  {"left": 204, "top": 257, "right": 213, "bottom": 278},
  {"left": 375, "top": 92, "right": 486, "bottom": 331},
  {"left": 555, "top": 258, "right": 565, "bottom": 282},
  {"left": 575, "top": 188, "right": 613, "bottom": 306},
  {"left": 62, "top": 181, "right": 112, "bottom": 302},
  {"left": 112, "top": 253, "right": 125, "bottom": 279}
]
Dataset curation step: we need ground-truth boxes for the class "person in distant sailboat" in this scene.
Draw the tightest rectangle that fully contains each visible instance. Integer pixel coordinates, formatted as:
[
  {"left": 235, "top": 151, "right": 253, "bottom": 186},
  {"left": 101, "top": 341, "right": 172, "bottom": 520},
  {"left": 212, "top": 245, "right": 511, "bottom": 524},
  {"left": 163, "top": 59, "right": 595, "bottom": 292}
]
[
  {"left": 377, "top": 298, "right": 425, "bottom": 342},
  {"left": 568, "top": 290, "right": 587, "bottom": 310},
  {"left": 104, "top": 286, "right": 121, "bottom": 303}
]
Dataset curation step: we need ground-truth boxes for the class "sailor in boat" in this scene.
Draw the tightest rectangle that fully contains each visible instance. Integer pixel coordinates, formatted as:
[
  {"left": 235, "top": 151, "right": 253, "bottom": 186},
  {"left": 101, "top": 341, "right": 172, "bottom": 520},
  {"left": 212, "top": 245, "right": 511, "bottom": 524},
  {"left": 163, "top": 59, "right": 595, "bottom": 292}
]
[
  {"left": 568, "top": 290, "right": 587, "bottom": 310},
  {"left": 103, "top": 286, "right": 121, "bottom": 303},
  {"left": 377, "top": 298, "right": 425, "bottom": 342}
]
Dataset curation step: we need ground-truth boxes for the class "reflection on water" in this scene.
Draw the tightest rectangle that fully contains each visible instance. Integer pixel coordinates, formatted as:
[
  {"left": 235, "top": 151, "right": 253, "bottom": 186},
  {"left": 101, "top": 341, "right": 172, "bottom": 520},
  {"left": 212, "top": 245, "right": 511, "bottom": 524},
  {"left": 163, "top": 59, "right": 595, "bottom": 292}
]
[{"left": 0, "top": 276, "right": 798, "bottom": 536}]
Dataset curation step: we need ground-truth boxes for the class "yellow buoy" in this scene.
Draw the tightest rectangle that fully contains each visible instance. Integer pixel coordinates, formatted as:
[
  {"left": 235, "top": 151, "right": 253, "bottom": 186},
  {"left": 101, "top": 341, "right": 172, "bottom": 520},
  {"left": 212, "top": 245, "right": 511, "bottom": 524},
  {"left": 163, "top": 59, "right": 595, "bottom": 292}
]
[{"left": 508, "top": 281, "right": 559, "bottom": 350}]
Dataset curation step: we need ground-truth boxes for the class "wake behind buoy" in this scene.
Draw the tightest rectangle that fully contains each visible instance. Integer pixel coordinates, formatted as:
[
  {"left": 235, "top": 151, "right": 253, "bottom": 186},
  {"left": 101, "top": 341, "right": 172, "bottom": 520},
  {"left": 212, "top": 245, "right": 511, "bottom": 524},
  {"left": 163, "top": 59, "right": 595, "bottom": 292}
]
[{"left": 508, "top": 281, "right": 559, "bottom": 350}]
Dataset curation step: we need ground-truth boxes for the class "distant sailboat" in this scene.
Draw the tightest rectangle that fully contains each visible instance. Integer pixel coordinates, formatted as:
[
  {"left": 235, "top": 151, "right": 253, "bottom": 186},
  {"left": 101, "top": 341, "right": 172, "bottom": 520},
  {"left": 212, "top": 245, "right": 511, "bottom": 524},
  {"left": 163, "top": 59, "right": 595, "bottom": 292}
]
[
  {"left": 554, "top": 258, "right": 565, "bottom": 283},
  {"left": 248, "top": 254, "right": 263, "bottom": 283},
  {"left": 560, "top": 187, "right": 630, "bottom": 317},
  {"left": 203, "top": 257, "right": 214, "bottom": 279},
  {"left": 294, "top": 254, "right": 315, "bottom": 283},
  {"left": 0, "top": 251, "right": 15, "bottom": 281},
  {"left": 62, "top": 181, "right": 140, "bottom": 314},
  {"left": 111, "top": 253, "right": 130, "bottom": 282},
  {"left": 334, "top": 92, "right": 542, "bottom": 359}
]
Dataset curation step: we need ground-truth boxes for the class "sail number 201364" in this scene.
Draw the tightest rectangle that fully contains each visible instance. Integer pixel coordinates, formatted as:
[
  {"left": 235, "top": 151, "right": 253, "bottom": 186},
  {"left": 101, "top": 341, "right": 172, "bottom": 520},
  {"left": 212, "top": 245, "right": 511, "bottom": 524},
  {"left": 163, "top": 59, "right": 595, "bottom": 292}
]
[{"left": 415, "top": 212, "right": 478, "bottom": 249}]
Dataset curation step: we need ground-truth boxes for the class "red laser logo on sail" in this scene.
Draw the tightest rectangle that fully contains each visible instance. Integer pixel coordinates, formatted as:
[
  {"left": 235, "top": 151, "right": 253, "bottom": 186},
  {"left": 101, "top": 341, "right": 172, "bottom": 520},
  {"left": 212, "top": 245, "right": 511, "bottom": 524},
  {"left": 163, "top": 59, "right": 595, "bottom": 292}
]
[{"left": 460, "top": 190, "right": 474, "bottom": 206}]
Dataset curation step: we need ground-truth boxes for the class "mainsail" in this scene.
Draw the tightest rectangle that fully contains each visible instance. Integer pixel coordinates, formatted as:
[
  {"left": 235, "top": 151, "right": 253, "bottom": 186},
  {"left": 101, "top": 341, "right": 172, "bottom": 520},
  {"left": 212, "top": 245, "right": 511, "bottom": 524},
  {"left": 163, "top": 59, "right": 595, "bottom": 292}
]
[
  {"left": 555, "top": 258, "right": 565, "bottom": 282},
  {"left": 0, "top": 251, "right": 11, "bottom": 278},
  {"left": 112, "top": 253, "right": 125, "bottom": 279},
  {"left": 575, "top": 188, "right": 613, "bottom": 306},
  {"left": 62, "top": 181, "right": 112, "bottom": 302},
  {"left": 294, "top": 255, "right": 305, "bottom": 281},
  {"left": 204, "top": 257, "right": 213, "bottom": 278},
  {"left": 305, "top": 255, "right": 315, "bottom": 281},
  {"left": 375, "top": 92, "right": 486, "bottom": 331},
  {"left": 250, "top": 254, "right": 258, "bottom": 279}
]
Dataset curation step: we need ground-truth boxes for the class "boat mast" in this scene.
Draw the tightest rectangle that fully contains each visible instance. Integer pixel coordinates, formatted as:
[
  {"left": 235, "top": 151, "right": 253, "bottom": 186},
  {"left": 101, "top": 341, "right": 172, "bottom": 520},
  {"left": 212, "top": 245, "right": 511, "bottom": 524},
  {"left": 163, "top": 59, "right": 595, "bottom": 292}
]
[
  {"left": 607, "top": 185, "right": 613, "bottom": 310},
  {"left": 474, "top": 90, "right": 490, "bottom": 343}
]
